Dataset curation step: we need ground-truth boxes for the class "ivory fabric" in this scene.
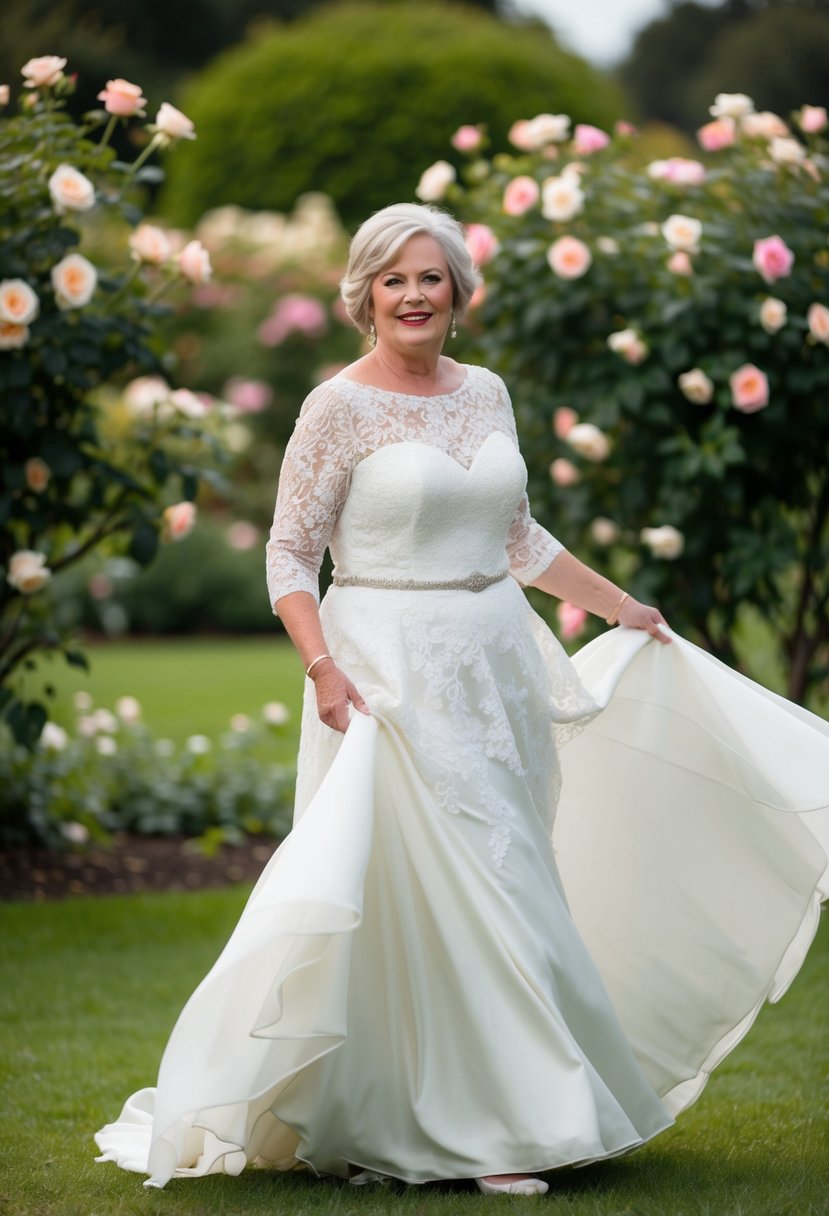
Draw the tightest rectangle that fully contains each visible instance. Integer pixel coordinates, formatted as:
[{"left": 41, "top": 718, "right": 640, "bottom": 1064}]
[{"left": 95, "top": 366, "right": 829, "bottom": 1189}]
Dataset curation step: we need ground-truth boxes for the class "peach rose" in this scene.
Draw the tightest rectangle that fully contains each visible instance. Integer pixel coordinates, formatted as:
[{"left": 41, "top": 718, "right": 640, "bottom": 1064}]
[
  {"left": 415, "top": 160, "right": 456, "bottom": 202},
  {"left": 641, "top": 526, "right": 684, "bottom": 559},
  {"left": 162, "top": 501, "right": 197, "bottom": 541},
  {"left": 0, "top": 278, "right": 39, "bottom": 325},
  {"left": 503, "top": 175, "right": 539, "bottom": 216},
  {"left": 525, "top": 113, "right": 571, "bottom": 148},
  {"left": 697, "top": 118, "right": 736, "bottom": 151},
  {"left": 730, "top": 363, "right": 769, "bottom": 412},
  {"left": 667, "top": 251, "right": 693, "bottom": 275},
  {"left": 662, "top": 214, "right": 702, "bottom": 253},
  {"left": 97, "top": 78, "right": 146, "bottom": 117},
  {"left": 752, "top": 235, "right": 794, "bottom": 283},
  {"left": 807, "top": 303, "right": 829, "bottom": 344},
  {"left": 572, "top": 123, "right": 609, "bottom": 155},
  {"left": 798, "top": 105, "right": 827, "bottom": 134},
  {"left": 48, "top": 164, "right": 95, "bottom": 213},
  {"left": 507, "top": 120, "right": 534, "bottom": 152},
  {"left": 451, "top": 125, "right": 483, "bottom": 152},
  {"left": 25, "top": 458, "right": 51, "bottom": 492},
  {"left": 21, "top": 56, "right": 66, "bottom": 89},
  {"left": 467, "top": 282, "right": 487, "bottom": 311},
  {"left": 51, "top": 253, "right": 97, "bottom": 309},
  {"left": 557, "top": 601, "right": 587, "bottom": 640},
  {"left": 647, "top": 157, "right": 707, "bottom": 185},
  {"left": 607, "top": 328, "right": 648, "bottom": 364},
  {"left": 540, "top": 174, "right": 584, "bottom": 222},
  {"left": 553, "top": 406, "right": 578, "bottom": 438},
  {"left": 547, "top": 235, "right": 591, "bottom": 279},
  {"left": 759, "top": 297, "right": 787, "bottom": 333},
  {"left": 590, "top": 517, "right": 619, "bottom": 546},
  {"left": 677, "top": 368, "right": 713, "bottom": 404},
  {"left": 129, "top": 223, "right": 172, "bottom": 265},
  {"left": 464, "top": 223, "right": 499, "bottom": 266},
  {"left": 6, "top": 549, "right": 51, "bottom": 593},
  {"left": 0, "top": 322, "right": 29, "bottom": 349},
  {"left": 566, "top": 422, "right": 610, "bottom": 462},
  {"left": 154, "top": 102, "right": 196, "bottom": 142},
  {"left": 549, "top": 458, "right": 580, "bottom": 487},
  {"left": 709, "top": 93, "right": 754, "bottom": 120},
  {"left": 741, "top": 111, "right": 788, "bottom": 139},
  {"left": 768, "top": 137, "right": 805, "bottom": 165},
  {"left": 178, "top": 239, "right": 212, "bottom": 284},
  {"left": 0, "top": 86, "right": 9, "bottom": 106}
]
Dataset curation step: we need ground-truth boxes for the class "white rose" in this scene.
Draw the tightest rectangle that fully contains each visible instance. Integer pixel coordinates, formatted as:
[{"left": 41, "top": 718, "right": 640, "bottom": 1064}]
[
  {"left": 124, "top": 375, "right": 171, "bottom": 415},
  {"left": 178, "top": 239, "right": 212, "bottom": 284},
  {"left": 415, "top": 161, "right": 456, "bottom": 202},
  {"left": 48, "top": 164, "right": 95, "bottom": 214},
  {"left": 590, "top": 517, "right": 619, "bottom": 545},
  {"left": 51, "top": 253, "right": 97, "bottom": 309},
  {"left": 263, "top": 701, "right": 290, "bottom": 726},
  {"left": 741, "top": 111, "right": 788, "bottom": 140},
  {"left": 641, "top": 525, "right": 685, "bottom": 560},
  {"left": 115, "top": 695, "right": 142, "bottom": 724},
  {"left": 40, "top": 722, "right": 69, "bottom": 750},
  {"left": 170, "top": 388, "right": 209, "bottom": 418},
  {"left": 21, "top": 56, "right": 67, "bottom": 88},
  {"left": 0, "top": 278, "right": 39, "bottom": 326},
  {"left": 6, "top": 549, "right": 50, "bottom": 593},
  {"left": 566, "top": 422, "right": 611, "bottom": 462},
  {"left": 540, "top": 174, "right": 585, "bottom": 222},
  {"left": 186, "top": 734, "right": 211, "bottom": 754},
  {"left": 661, "top": 213, "right": 702, "bottom": 253},
  {"left": 677, "top": 368, "right": 714, "bottom": 404},
  {"left": 92, "top": 708, "right": 119, "bottom": 734},
  {"left": 73, "top": 690, "right": 93, "bottom": 711},
  {"left": 596, "top": 236, "right": 619, "bottom": 255},
  {"left": 96, "top": 735, "right": 117, "bottom": 756},
  {"left": 759, "top": 297, "right": 787, "bottom": 334},
  {"left": 230, "top": 713, "right": 252, "bottom": 733},
  {"left": 129, "top": 224, "right": 172, "bottom": 265},
  {"left": 62, "top": 822, "right": 90, "bottom": 845},
  {"left": 154, "top": 102, "right": 196, "bottom": 142},
  {"left": 709, "top": 93, "right": 754, "bottom": 120},
  {"left": 525, "top": 113, "right": 571, "bottom": 148},
  {"left": 768, "top": 137, "right": 805, "bottom": 165}
]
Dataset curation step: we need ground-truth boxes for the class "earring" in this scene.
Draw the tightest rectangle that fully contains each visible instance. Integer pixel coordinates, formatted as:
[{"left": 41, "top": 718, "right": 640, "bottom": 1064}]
[
  {"left": 368, "top": 320, "right": 376, "bottom": 348},
  {"left": 450, "top": 311, "right": 457, "bottom": 340}
]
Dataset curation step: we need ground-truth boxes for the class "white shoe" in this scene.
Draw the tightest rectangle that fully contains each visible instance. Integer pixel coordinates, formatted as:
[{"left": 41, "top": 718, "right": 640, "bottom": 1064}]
[
  {"left": 476, "top": 1176, "right": 549, "bottom": 1196},
  {"left": 349, "top": 1168, "right": 391, "bottom": 1186}
]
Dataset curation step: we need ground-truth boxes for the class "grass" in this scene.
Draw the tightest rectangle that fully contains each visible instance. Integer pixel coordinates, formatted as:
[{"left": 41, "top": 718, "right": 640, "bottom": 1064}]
[{"left": 0, "top": 891, "right": 826, "bottom": 1216}]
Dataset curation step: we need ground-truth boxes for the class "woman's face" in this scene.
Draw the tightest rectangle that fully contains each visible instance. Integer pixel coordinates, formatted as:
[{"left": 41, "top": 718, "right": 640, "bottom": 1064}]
[{"left": 369, "top": 233, "right": 454, "bottom": 355}]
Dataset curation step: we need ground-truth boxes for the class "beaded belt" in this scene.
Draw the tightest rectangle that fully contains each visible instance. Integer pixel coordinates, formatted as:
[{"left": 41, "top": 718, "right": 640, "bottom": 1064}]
[{"left": 332, "top": 568, "right": 509, "bottom": 593}]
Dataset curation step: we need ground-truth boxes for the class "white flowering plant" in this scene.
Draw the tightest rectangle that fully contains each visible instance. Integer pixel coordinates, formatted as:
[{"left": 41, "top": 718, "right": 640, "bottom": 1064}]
[
  {"left": 0, "top": 58, "right": 233, "bottom": 747},
  {"left": 439, "top": 100, "right": 829, "bottom": 703}
]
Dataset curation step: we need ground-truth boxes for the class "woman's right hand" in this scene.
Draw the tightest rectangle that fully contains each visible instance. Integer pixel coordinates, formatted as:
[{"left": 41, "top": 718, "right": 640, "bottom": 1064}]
[{"left": 310, "top": 659, "right": 371, "bottom": 733}]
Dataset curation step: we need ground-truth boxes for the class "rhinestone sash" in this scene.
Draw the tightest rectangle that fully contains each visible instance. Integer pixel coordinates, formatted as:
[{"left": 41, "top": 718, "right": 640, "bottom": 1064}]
[{"left": 332, "top": 568, "right": 509, "bottom": 593}]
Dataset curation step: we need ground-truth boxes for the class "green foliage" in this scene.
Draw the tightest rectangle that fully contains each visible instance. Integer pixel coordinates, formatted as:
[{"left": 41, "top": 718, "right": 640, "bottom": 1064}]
[
  {"left": 161, "top": 1, "right": 629, "bottom": 229},
  {"left": 448, "top": 103, "right": 829, "bottom": 704},
  {"left": 0, "top": 66, "right": 233, "bottom": 747}
]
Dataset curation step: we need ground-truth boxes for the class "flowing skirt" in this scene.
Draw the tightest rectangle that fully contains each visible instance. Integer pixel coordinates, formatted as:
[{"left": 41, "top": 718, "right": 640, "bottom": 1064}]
[{"left": 94, "top": 582, "right": 829, "bottom": 1188}]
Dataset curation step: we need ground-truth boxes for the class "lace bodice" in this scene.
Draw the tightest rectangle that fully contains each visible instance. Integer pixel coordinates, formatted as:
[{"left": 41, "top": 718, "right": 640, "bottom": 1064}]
[{"left": 265, "top": 364, "right": 564, "bottom": 611}]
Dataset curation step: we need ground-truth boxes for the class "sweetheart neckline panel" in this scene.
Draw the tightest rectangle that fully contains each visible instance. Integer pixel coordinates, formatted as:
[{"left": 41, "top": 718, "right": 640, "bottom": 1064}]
[{"left": 351, "top": 432, "right": 518, "bottom": 479}]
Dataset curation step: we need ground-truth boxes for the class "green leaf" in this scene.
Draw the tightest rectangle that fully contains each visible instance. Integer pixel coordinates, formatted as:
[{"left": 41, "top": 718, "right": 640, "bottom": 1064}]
[{"left": 63, "top": 650, "right": 90, "bottom": 671}]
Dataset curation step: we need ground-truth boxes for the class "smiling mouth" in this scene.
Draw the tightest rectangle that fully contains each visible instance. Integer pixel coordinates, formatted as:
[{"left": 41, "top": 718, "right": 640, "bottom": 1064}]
[{"left": 397, "top": 312, "right": 433, "bottom": 324}]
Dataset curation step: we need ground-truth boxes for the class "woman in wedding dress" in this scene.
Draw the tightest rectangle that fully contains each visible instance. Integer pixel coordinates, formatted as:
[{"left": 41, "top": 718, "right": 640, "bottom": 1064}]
[{"left": 95, "top": 204, "right": 829, "bottom": 1196}]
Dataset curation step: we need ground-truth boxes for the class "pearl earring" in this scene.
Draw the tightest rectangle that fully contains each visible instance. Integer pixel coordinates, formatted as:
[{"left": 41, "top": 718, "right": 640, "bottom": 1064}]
[
  {"left": 450, "top": 311, "right": 457, "bottom": 339},
  {"left": 368, "top": 320, "right": 376, "bottom": 348}
]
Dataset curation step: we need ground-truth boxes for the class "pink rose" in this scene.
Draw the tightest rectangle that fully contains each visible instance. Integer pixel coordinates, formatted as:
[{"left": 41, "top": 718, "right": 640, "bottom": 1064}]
[
  {"left": 807, "top": 303, "right": 829, "bottom": 344},
  {"left": 503, "top": 175, "right": 539, "bottom": 216},
  {"left": 225, "top": 521, "right": 259, "bottom": 551},
  {"left": 572, "top": 123, "right": 610, "bottom": 155},
  {"left": 97, "top": 78, "right": 146, "bottom": 117},
  {"left": 464, "top": 223, "right": 499, "bottom": 267},
  {"left": 729, "top": 364, "right": 769, "bottom": 413},
  {"left": 549, "top": 458, "right": 580, "bottom": 487},
  {"left": 696, "top": 118, "right": 736, "bottom": 151},
  {"left": 546, "top": 235, "right": 591, "bottom": 280},
  {"left": 614, "top": 120, "right": 637, "bottom": 137},
  {"left": 451, "top": 125, "right": 483, "bottom": 153},
  {"left": 258, "top": 294, "right": 328, "bottom": 346},
  {"left": 178, "top": 240, "right": 212, "bottom": 284},
  {"left": 648, "top": 157, "right": 706, "bottom": 185},
  {"left": 557, "top": 601, "right": 587, "bottom": 641},
  {"left": 223, "top": 376, "right": 273, "bottom": 412},
  {"left": 752, "top": 235, "right": 794, "bottom": 284},
  {"left": 508, "top": 120, "right": 534, "bottom": 152},
  {"left": 798, "top": 105, "right": 827, "bottom": 134},
  {"left": 667, "top": 251, "right": 693, "bottom": 275},
  {"left": 553, "top": 407, "right": 578, "bottom": 438},
  {"left": 162, "top": 501, "right": 197, "bottom": 541},
  {"left": 21, "top": 56, "right": 66, "bottom": 89}
]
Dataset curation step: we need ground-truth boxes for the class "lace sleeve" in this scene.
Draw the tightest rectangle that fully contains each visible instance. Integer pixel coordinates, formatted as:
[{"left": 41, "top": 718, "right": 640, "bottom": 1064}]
[
  {"left": 265, "top": 383, "right": 354, "bottom": 615},
  {"left": 491, "top": 373, "right": 567, "bottom": 585}
]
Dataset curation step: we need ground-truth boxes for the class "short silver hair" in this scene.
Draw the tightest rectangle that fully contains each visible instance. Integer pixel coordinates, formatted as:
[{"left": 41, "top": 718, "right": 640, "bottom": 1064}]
[{"left": 340, "top": 203, "right": 482, "bottom": 335}]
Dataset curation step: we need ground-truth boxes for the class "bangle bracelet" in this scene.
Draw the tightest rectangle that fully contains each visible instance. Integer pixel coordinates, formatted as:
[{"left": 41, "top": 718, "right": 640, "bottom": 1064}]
[
  {"left": 305, "top": 653, "right": 333, "bottom": 677},
  {"left": 606, "top": 591, "right": 629, "bottom": 626}
]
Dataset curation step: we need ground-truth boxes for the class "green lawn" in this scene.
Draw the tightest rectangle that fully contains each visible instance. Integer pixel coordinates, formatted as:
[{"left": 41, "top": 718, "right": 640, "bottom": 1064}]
[{"left": 0, "top": 891, "right": 826, "bottom": 1216}]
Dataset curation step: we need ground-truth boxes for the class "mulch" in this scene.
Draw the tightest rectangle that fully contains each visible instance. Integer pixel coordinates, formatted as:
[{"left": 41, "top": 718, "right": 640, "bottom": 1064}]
[{"left": 0, "top": 833, "right": 282, "bottom": 902}]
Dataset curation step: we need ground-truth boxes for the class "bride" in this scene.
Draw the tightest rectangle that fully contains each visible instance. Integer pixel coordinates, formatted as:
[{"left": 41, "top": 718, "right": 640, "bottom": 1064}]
[{"left": 95, "top": 203, "right": 829, "bottom": 1196}]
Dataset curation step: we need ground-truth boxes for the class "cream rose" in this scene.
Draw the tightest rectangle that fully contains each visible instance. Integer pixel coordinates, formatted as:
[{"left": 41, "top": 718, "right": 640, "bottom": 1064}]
[
  {"left": 263, "top": 701, "right": 290, "bottom": 726},
  {"left": 48, "top": 164, "right": 95, "bottom": 213},
  {"left": 40, "top": 722, "right": 69, "bottom": 751},
  {"left": 525, "top": 113, "right": 571, "bottom": 148},
  {"left": 709, "top": 93, "right": 754, "bottom": 119},
  {"left": 6, "top": 549, "right": 51, "bottom": 593},
  {"left": 662, "top": 214, "right": 702, "bottom": 253},
  {"left": 170, "top": 388, "right": 209, "bottom": 418},
  {"left": 0, "top": 86, "right": 9, "bottom": 106},
  {"left": 546, "top": 235, "right": 591, "bottom": 279},
  {"left": 51, "top": 253, "right": 97, "bottom": 309},
  {"left": 590, "top": 517, "right": 619, "bottom": 546},
  {"left": 154, "top": 102, "right": 196, "bottom": 142},
  {"left": 0, "top": 322, "right": 29, "bottom": 349},
  {"left": 596, "top": 236, "right": 619, "bottom": 255},
  {"left": 798, "top": 105, "right": 827, "bottom": 134},
  {"left": 25, "top": 458, "right": 51, "bottom": 492},
  {"left": 540, "top": 174, "right": 585, "bottom": 222},
  {"left": 566, "top": 422, "right": 610, "bottom": 462},
  {"left": 730, "top": 363, "right": 769, "bottom": 413},
  {"left": 607, "top": 328, "right": 648, "bottom": 364},
  {"left": 677, "top": 368, "right": 714, "bottom": 404},
  {"left": 641, "top": 526, "right": 685, "bottom": 560},
  {"left": 115, "top": 695, "right": 142, "bottom": 724},
  {"left": 21, "top": 56, "right": 66, "bottom": 89},
  {"left": 741, "top": 111, "right": 788, "bottom": 139},
  {"left": 129, "top": 224, "right": 172, "bottom": 265},
  {"left": 415, "top": 160, "right": 456, "bottom": 202},
  {"left": 502, "top": 176, "right": 539, "bottom": 217},
  {"left": 97, "top": 78, "right": 147, "bottom": 117},
  {"left": 162, "top": 501, "right": 197, "bottom": 541},
  {"left": 0, "top": 278, "right": 39, "bottom": 325},
  {"left": 759, "top": 297, "right": 787, "bottom": 333},
  {"left": 124, "top": 375, "right": 171, "bottom": 415},
  {"left": 807, "top": 303, "right": 829, "bottom": 345},
  {"left": 178, "top": 239, "right": 212, "bottom": 284},
  {"left": 768, "top": 137, "right": 805, "bottom": 165}
]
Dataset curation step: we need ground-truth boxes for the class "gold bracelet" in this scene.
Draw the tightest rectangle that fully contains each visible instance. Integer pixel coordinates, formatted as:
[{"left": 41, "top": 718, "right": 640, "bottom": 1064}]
[
  {"left": 305, "top": 652, "right": 333, "bottom": 677},
  {"left": 605, "top": 591, "right": 629, "bottom": 626}
]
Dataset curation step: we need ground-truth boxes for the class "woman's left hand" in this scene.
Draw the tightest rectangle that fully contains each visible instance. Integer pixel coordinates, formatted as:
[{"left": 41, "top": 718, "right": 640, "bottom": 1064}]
[{"left": 617, "top": 596, "right": 672, "bottom": 643}]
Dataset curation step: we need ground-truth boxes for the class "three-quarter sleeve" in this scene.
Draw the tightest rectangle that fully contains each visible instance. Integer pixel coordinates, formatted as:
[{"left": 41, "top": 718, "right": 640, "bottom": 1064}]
[{"left": 265, "top": 384, "right": 354, "bottom": 615}]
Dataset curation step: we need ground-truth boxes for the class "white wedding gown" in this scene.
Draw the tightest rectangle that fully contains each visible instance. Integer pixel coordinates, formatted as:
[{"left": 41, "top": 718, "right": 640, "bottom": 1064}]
[{"left": 95, "top": 364, "right": 829, "bottom": 1188}]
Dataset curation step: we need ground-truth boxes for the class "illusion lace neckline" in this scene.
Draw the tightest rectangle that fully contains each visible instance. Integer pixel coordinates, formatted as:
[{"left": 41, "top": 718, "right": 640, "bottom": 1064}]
[{"left": 332, "top": 364, "right": 474, "bottom": 401}]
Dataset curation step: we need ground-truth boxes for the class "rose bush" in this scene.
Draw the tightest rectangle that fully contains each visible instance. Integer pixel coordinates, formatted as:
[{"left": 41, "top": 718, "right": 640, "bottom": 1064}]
[
  {"left": 445, "top": 94, "right": 828, "bottom": 703},
  {"left": 0, "top": 58, "right": 234, "bottom": 747}
]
